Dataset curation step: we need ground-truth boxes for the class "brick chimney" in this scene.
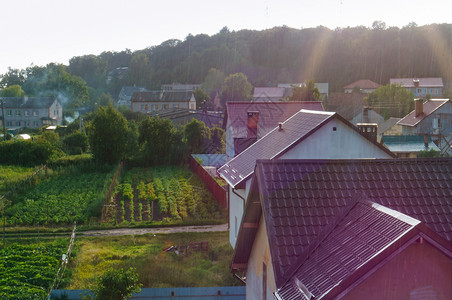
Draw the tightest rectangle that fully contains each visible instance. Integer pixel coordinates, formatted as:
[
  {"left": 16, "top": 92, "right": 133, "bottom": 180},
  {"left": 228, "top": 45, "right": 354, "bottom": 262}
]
[
  {"left": 415, "top": 98, "right": 424, "bottom": 117},
  {"left": 247, "top": 111, "right": 259, "bottom": 138}
]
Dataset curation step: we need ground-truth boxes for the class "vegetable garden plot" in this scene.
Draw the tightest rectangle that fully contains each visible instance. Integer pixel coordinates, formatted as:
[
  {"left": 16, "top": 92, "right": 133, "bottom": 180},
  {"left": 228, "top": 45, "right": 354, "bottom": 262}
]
[
  {"left": 0, "top": 165, "right": 38, "bottom": 195},
  {"left": 108, "top": 166, "right": 225, "bottom": 223},
  {"left": 0, "top": 241, "right": 68, "bottom": 299},
  {"left": 6, "top": 169, "right": 115, "bottom": 225}
]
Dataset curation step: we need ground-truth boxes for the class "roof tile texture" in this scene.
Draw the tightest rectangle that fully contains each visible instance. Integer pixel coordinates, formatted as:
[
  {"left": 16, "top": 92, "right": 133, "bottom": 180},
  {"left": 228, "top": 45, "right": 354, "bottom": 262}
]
[{"left": 255, "top": 158, "right": 452, "bottom": 288}]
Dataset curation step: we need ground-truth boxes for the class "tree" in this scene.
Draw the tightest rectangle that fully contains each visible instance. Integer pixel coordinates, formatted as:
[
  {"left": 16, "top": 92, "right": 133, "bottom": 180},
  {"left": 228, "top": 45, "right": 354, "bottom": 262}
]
[
  {"left": 0, "top": 84, "right": 25, "bottom": 97},
  {"left": 288, "top": 80, "right": 321, "bottom": 101},
  {"left": 193, "top": 87, "right": 210, "bottom": 109},
  {"left": 220, "top": 72, "right": 253, "bottom": 104},
  {"left": 139, "top": 117, "right": 179, "bottom": 165},
  {"left": 88, "top": 105, "right": 131, "bottom": 164},
  {"left": 365, "top": 83, "right": 414, "bottom": 119},
  {"left": 91, "top": 267, "right": 141, "bottom": 300},
  {"left": 129, "top": 53, "right": 152, "bottom": 87},
  {"left": 184, "top": 118, "right": 210, "bottom": 153},
  {"left": 210, "top": 126, "right": 225, "bottom": 154},
  {"left": 202, "top": 68, "right": 225, "bottom": 92}
]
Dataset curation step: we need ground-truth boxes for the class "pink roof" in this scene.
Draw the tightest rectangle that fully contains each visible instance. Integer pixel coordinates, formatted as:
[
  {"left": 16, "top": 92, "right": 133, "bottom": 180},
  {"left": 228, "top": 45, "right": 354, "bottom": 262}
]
[
  {"left": 390, "top": 77, "right": 444, "bottom": 88},
  {"left": 224, "top": 101, "right": 324, "bottom": 139},
  {"left": 343, "top": 79, "right": 381, "bottom": 89},
  {"left": 397, "top": 99, "right": 449, "bottom": 126}
]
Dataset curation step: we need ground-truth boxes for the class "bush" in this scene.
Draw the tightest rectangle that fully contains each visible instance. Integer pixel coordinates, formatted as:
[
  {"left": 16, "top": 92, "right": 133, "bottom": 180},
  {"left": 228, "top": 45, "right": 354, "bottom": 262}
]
[
  {"left": 0, "top": 139, "right": 55, "bottom": 166},
  {"left": 62, "top": 132, "right": 89, "bottom": 155},
  {"left": 90, "top": 267, "right": 141, "bottom": 300}
]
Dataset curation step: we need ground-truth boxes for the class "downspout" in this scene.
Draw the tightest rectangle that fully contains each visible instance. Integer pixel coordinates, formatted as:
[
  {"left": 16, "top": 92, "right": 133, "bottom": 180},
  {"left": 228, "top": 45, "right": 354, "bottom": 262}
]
[{"left": 232, "top": 187, "right": 246, "bottom": 211}]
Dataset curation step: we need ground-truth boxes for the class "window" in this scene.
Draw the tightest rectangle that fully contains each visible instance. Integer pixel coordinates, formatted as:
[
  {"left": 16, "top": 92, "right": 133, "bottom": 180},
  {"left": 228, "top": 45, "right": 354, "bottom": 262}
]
[
  {"left": 54, "top": 110, "right": 58, "bottom": 116},
  {"left": 163, "top": 104, "right": 169, "bottom": 109},
  {"left": 33, "top": 121, "right": 38, "bottom": 127},
  {"left": 6, "top": 121, "right": 12, "bottom": 126},
  {"left": 24, "top": 110, "right": 29, "bottom": 117},
  {"left": 15, "top": 110, "right": 21, "bottom": 116},
  {"left": 7, "top": 110, "right": 12, "bottom": 116},
  {"left": 32, "top": 110, "right": 38, "bottom": 116},
  {"left": 15, "top": 121, "right": 21, "bottom": 126},
  {"left": 141, "top": 104, "right": 145, "bottom": 111},
  {"left": 145, "top": 104, "right": 148, "bottom": 111}
]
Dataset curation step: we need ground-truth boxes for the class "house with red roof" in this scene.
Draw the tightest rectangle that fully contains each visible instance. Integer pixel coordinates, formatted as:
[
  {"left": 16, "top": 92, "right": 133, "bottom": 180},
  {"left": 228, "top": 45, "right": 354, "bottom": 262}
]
[
  {"left": 397, "top": 98, "right": 451, "bottom": 136},
  {"left": 223, "top": 101, "right": 324, "bottom": 159},
  {"left": 219, "top": 109, "right": 395, "bottom": 247},
  {"left": 390, "top": 77, "right": 444, "bottom": 98},
  {"left": 232, "top": 159, "right": 452, "bottom": 300},
  {"left": 343, "top": 79, "right": 380, "bottom": 94}
]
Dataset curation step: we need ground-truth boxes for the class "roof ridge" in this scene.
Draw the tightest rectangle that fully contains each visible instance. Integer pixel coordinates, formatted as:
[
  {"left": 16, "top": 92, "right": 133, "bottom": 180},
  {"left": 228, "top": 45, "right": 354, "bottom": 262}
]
[{"left": 278, "top": 195, "right": 361, "bottom": 287}]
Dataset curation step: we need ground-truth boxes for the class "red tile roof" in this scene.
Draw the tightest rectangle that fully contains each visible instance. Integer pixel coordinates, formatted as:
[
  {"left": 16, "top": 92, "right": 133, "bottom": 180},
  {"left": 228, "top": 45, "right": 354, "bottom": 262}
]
[
  {"left": 232, "top": 158, "right": 452, "bottom": 290},
  {"left": 390, "top": 77, "right": 444, "bottom": 88},
  {"left": 397, "top": 99, "right": 449, "bottom": 126},
  {"left": 343, "top": 79, "right": 381, "bottom": 89},
  {"left": 224, "top": 101, "right": 324, "bottom": 140}
]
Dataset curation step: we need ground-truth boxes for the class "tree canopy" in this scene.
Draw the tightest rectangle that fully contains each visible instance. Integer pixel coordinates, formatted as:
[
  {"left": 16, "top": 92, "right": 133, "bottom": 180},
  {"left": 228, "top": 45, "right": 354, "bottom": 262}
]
[
  {"left": 288, "top": 80, "right": 322, "bottom": 101},
  {"left": 220, "top": 72, "right": 253, "bottom": 104},
  {"left": 365, "top": 83, "right": 414, "bottom": 119},
  {"left": 88, "top": 105, "right": 131, "bottom": 163}
]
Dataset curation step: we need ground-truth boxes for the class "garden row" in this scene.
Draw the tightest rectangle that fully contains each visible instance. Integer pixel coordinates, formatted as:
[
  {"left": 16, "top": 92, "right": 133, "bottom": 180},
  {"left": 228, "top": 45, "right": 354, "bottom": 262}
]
[
  {"left": 0, "top": 240, "right": 68, "bottom": 299},
  {"left": 106, "top": 166, "right": 225, "bottom": 224},
  {"left": 5, "top": 164, "right": 116, "bottom": 225}
]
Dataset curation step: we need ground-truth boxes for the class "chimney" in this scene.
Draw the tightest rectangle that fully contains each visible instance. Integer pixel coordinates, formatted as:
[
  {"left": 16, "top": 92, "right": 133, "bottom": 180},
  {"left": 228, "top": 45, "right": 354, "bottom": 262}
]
[
  {"left": 247, "top": 111, "right": 259, "bottom": 138},
  {"left": 415, "top": 98, "right": 424, "bottom": 117},
  {"left": 413, "top": 79, "right": 420, "bottom": 88},
  {"left": 357, "top": 123, "right": 378, "bottom": 142}
]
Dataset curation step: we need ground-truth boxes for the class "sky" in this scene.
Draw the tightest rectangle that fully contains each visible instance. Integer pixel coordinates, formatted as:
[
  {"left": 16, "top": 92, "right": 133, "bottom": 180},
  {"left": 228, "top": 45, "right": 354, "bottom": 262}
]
[{"left": 1, "top": 0, "right": 451, "bottom": 75}]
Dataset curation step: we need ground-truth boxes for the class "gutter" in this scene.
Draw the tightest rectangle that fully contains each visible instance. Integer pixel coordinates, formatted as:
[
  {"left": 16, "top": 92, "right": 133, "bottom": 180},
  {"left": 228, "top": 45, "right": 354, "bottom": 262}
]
[
  {"left": 233, "top": 273, "right": 246, "bottom": 285},
  {"left": 232, "top": 187, "right": 246, "bottom": 211}
]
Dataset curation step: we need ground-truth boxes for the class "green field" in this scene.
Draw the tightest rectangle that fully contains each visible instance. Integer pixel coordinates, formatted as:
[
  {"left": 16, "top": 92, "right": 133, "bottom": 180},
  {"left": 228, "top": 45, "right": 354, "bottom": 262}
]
[
  {"left": 68, "top": 231, "right": 236, "bottom": 290},
  {"left": 0, "top": 239, "right": 69, "bottom": 300},
  {"left": 0, "top": 165, "right": 41, "bottom": 195},
  {"left": 5, "top": 165, "right": 116, "bottom": 226}
]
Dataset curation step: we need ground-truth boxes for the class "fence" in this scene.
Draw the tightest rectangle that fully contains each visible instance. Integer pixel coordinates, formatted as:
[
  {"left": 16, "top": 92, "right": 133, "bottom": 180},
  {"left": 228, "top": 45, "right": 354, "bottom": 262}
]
[
  {"left": 51, "top": 286, "right": 246, "bottom": 300},
  {"left": 188, "top": 155, "right": 227, "bottom": 208}
]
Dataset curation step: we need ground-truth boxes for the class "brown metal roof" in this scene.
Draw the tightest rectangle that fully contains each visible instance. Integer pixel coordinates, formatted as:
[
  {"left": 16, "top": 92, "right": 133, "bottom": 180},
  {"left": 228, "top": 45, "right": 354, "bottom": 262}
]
[
  {"left": 343, "top": 79, "right": 381, "bottom": 89},
  {"left": 397, "top": 99, "right": 449, "bottom": 127},
  {"left": 232, "top": 158, "right": 452, "bottom": 290},
  {"left": 390, "top": 77, "right": 444, "bottom": 88}
]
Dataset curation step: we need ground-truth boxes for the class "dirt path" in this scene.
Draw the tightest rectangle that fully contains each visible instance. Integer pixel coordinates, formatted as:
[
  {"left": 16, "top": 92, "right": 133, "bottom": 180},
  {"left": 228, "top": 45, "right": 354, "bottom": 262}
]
[{"left": 79, "top": 223, "right": 228, "bottom": 237}]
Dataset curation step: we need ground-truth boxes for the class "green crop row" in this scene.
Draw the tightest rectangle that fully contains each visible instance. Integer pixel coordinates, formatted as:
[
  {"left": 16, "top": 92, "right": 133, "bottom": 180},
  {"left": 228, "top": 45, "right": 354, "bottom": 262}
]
[{"left": 0, "top": 240, "right": 68, "bottom": 299}]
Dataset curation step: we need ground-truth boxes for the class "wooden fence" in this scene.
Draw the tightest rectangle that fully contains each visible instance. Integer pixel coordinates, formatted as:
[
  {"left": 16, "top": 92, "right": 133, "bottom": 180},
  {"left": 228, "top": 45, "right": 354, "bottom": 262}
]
[{"left": 188, "top": 156, "right": 227, "bottom": 209}]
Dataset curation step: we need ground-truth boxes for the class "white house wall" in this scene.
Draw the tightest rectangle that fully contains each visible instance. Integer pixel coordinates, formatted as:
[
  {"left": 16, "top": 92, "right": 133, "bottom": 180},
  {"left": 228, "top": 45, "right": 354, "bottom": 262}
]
[
  {"left": 281, "top": 119, "right": 393, "bottom": 159},
  {"left": 229, "top": 179, "right": 252, "bottom": 247},
  {"left": 246, "top": 215, "right": 276, "bottom": 300}
]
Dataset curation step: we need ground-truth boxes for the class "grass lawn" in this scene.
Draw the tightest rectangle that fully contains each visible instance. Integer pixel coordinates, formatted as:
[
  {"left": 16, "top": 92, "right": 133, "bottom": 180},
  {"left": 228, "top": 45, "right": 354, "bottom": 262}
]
[{"left": 67, "top": 231, "right": 238, "bottom": 289}]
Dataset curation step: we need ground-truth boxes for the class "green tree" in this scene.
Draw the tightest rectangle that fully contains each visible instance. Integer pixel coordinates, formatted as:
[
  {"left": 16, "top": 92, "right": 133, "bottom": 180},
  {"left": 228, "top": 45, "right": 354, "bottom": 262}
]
[
  {"left": 184, "top": 118, "right": 211, "bottom": 153},
  {"left": 139, "top": 117, "right": 179, "bottom": 165},
  {"left": 91, "top": 267, "right": 141, "bottom": 300},
  {"left": 193, "top": 87, "right": 210, "bottom": 109},
  {"left": 129, "top": 53, "right": 152, "bottom": 87},
  {"left": 288, "top": 80, "right": 321, "bottom": 101},
  {"left": 0, "top": 68, "right": 26, "bottom": 88},
  {"left": 88, "top": 105, "right": 130, "bottom": 163},
  {"left": 202, "top": 68, "right": 225, "bottom": 91},
  {"left": 365, "top": 83, "right": 414, "bottom": 119},
  {"left": 210, "top": 126, "right": 225, "bottom": 154},
  {"left": 220, "top": 72, "right": 253, "bottom": 104},
  {"left": 0, "top": 84, "right": 25, "bottom": 97}
]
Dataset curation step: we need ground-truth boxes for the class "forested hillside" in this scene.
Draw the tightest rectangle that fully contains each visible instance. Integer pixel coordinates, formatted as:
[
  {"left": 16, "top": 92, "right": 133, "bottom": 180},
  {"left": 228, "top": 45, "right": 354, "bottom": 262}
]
[{"left": 1, "top": 23, "right": 451, "bottom": 107}]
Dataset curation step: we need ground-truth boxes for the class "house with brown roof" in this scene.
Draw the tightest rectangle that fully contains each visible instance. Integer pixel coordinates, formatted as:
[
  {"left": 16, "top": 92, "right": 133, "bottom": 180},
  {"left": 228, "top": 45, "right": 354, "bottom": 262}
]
[
  {"left": 390, "top": 77, "right": 444, "bottom": 98},
  {"left": 130, "top": 90, "right": 196, "bottom": 113},
  {"left": 223, "top": 101, "right": 324, "bottom": 159},
  {"left": 0, "top": 97, "right": 63, "bottom": 129},
  {"left": 232, "top": 158, "right": 452, "bottom": 300},
  {"left": 219, "top": 109, "right": 395, "bottom": 247},
  {"left": 343, "top": 79, "right": 380, "bottom": 94},
  {"left": 253, "top": 87, "right": 288, "bottom": 102}
]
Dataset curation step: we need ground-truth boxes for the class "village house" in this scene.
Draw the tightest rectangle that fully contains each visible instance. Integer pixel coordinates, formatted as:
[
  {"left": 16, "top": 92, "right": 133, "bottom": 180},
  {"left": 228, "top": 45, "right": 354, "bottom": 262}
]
[
  {"left": 130, "top": 90, "right": 196, "bottom": 113},
  {"left": 390, "top": 77, "right": 444, "bottom": 98},
  {"left": 381, "top": 135, "right": 441, "bottom": 158},
  {"left": 397, "top": 98, "right": 452, "bottom": 155},
  {"left": 218, "top": 109, "right": 395, "bottom": 247},
  {"left": 223, "top": 101, "right": 324, "bottom": 160},
  {"left": 117, "top": 86, "right": 148, "bottom": 108},
  {"left": 343, "top": 79, "right": 380, "bottom": 94},
  {"left": 232, "top": 158, "right": 452, "bottom": 300},
  {"left": 0, "top": 97, "right": 63, "bottom": 129},
  {"left": 253, "top": 87, "right": 289, "bottom": 102}
]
